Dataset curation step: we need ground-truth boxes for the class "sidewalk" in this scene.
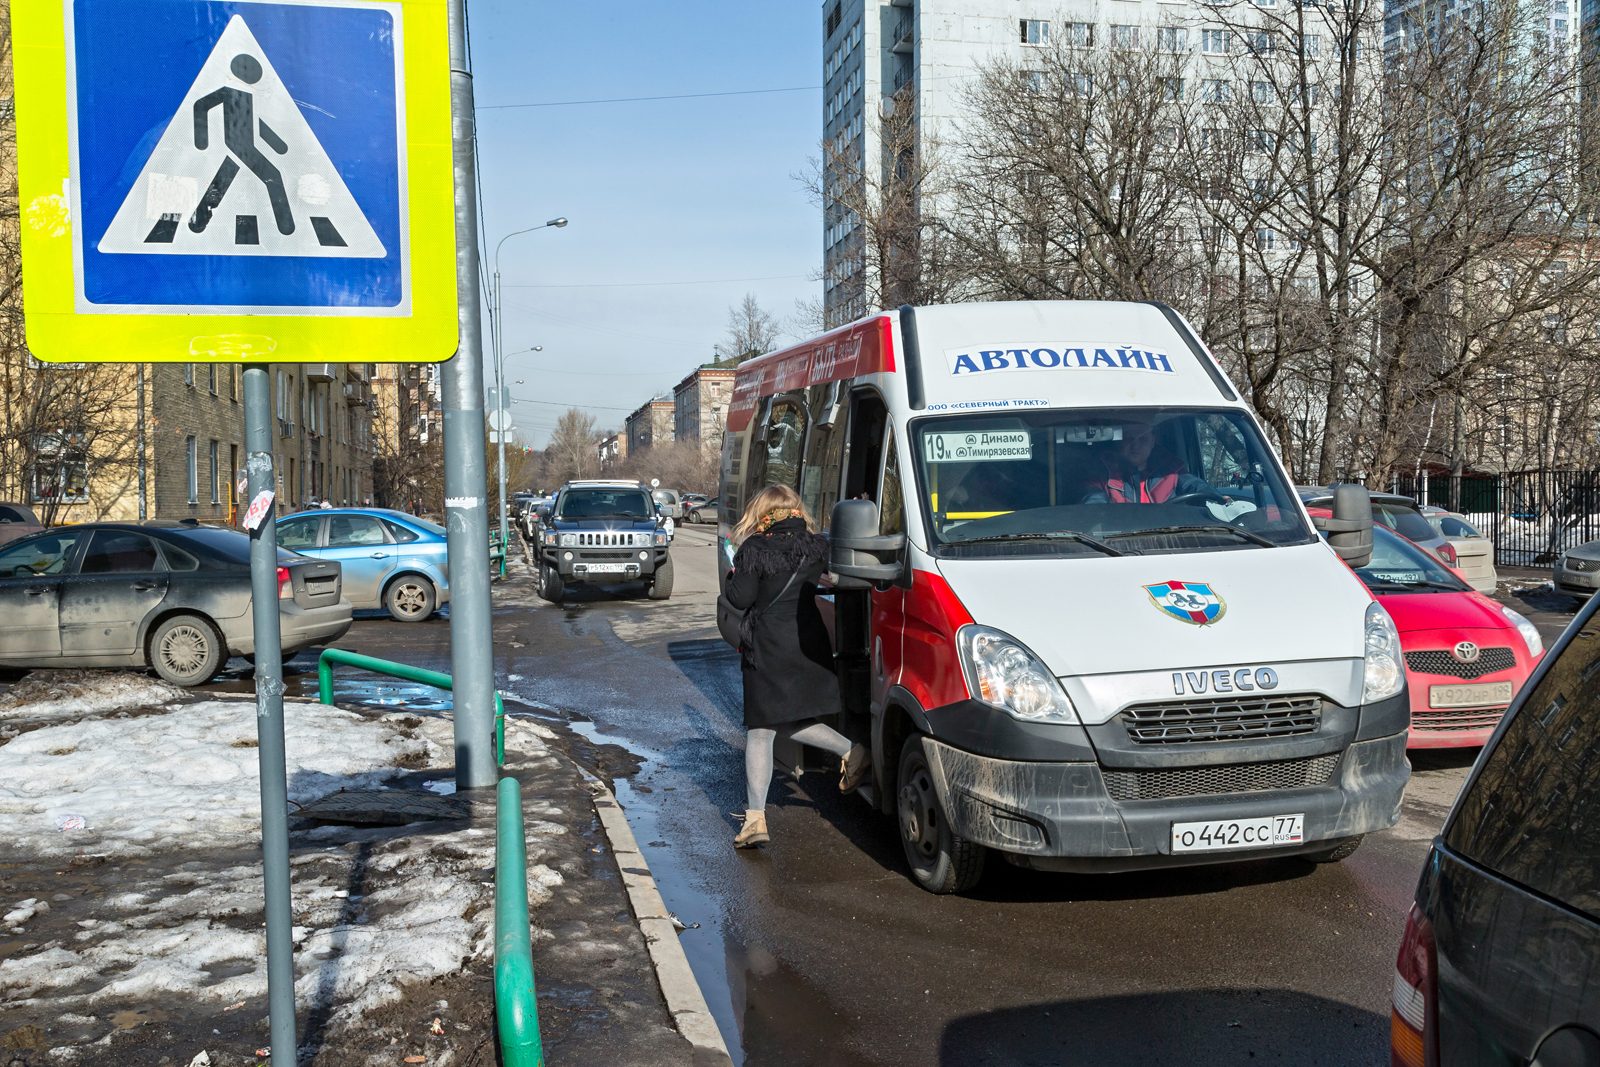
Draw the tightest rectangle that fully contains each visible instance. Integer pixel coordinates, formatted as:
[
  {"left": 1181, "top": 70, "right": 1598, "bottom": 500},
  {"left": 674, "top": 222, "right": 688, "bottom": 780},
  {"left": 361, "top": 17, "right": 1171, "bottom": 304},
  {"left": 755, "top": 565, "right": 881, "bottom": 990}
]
[{"left": 0, "top": 669, "right": 700, "bottom": 1066}]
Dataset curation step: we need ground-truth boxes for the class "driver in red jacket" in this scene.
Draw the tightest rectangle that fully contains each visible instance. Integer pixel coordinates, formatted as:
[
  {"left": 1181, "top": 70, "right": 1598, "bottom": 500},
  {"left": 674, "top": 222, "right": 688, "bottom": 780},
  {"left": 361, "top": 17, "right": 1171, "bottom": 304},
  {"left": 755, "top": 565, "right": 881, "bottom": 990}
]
[{"left": 1081, "top": 421, "right": 1217, "bottom": 504}]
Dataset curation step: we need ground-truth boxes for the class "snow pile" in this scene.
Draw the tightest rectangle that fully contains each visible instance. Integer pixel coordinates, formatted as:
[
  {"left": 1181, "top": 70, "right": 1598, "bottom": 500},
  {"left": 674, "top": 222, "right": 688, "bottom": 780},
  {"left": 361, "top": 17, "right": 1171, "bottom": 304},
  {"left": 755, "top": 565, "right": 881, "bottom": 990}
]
[
  {"left": 0, "top": 715, "right": 565, "bottom": 1032},
  {"left": 0, "top": 670, "right": 186, "bottom": 723},
  {"left": 0, "top": 700, "right": 433, "bottom": 858}
]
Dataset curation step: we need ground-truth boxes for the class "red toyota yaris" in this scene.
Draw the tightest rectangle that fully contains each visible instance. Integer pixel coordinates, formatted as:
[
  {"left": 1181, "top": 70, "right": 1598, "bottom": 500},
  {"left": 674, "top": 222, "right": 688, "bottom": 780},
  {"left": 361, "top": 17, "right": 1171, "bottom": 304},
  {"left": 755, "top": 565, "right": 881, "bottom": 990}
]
[{"left": 1316, "top": 515, "right": 1543, "bottom": 748}]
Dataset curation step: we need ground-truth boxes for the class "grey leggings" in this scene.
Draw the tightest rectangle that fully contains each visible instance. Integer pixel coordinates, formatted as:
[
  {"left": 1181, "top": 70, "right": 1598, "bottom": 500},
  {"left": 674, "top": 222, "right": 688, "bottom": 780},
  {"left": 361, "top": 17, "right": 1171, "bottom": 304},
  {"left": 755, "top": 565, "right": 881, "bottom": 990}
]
[{"left": 745, "top": 720, "right": 854, "bottom": 811}]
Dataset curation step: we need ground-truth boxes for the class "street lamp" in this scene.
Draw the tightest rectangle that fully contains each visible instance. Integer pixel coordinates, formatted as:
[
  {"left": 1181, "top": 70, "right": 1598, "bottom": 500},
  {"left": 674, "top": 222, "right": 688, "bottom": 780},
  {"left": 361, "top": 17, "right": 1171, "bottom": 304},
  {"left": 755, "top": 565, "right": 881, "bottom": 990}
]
[{"left": 490, "top": 220, "right": 566, "bottom": 565}]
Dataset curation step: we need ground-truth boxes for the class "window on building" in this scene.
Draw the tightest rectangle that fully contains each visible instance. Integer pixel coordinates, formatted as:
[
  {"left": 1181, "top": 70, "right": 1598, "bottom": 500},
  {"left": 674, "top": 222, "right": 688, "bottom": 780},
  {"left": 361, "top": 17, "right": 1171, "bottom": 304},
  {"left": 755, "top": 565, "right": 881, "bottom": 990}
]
[
  {"left": 1256, "top": 228, "right": 1276, "bottom": 250},
  {"left": 1110, "top": 24, "right": 1138, "bottom": 48},
  {"left": 208, "top": 363, "right": 217, "bottom": 394},
  {"left": 1246, "top": 30, "right": 1275, "bottom": 53},
  {"left": 1202, "top": 28, "right": 1231, "bottom": 53},
  {"left": 276, "top": 370, "right": 286, "bottom": 419},
  {"left": 1158, "top": 26, "right": 1187, "bottom": 51},
  {"left": 1202, "top": 78, "right": 1230, "bottom": 102},
  {"left": 29, "top": 432, "right": 88, "bottom": 504},
  {"left": 1021, "top": 19, "right": 1050, "bottom": 44},
  {"left": 1253, "top": 80, "right": 1273, "bottom": 103},
  {"left": 1066, "top": 21, "right": 1094, "bottom": 46},
  {"left": 184, "top": 363, "right": 194, "bottom": 387},
  {"left": 186, "top": 436, "right": 198, "bottom": 504},
  {"left": 1251, "top": 129, "right": 1277, "bottom": 153},
  {"left": 1026, "top": 70, "right": 1046, "bottom": 93},
  {"left": 1300, "top": 33, "right": 1321, "bottom": 55},
  {"left": 209, "top": 440, "right": 219, "bottom": 504},
  {"left": 1162, "top": 77, "right": 1184, "bottom": 100}
]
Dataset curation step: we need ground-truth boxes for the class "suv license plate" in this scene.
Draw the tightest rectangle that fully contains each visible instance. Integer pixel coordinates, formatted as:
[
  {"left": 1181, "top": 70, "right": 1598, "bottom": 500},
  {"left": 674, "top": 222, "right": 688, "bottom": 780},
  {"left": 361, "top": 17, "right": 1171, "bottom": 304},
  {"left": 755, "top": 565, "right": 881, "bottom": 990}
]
[
  {"left": 1172, "top": 814, "right": 1304, "bottom": 853},
  {"left": 1429, "top": 681, "right": 1514, "bottom": 708},
  {"left": 584, "top": 564, "right": 629, "bottom": 574}
]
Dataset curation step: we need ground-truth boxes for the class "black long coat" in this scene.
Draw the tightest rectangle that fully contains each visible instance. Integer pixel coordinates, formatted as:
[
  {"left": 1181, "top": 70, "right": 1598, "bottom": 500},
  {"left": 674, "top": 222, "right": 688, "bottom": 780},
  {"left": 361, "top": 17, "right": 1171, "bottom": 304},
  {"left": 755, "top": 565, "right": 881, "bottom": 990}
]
[{"left": 726, "top": 517, "right": 841, "bottom": 729}]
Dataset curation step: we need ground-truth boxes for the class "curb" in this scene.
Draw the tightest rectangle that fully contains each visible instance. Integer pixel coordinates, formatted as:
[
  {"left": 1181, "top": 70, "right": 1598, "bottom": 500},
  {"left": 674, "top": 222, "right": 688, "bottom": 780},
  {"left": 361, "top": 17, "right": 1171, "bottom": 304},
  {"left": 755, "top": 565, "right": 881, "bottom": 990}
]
[{"left": 588, "top": 783, "right": 733, "bottom": 1067}]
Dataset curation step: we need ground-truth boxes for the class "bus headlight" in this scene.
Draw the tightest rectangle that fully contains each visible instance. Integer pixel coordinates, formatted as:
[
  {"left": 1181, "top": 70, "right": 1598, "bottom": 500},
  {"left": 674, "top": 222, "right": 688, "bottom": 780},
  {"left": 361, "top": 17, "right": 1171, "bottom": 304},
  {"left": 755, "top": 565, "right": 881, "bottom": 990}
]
[
  {"left": 1363, "top": 602, "right": 1405, "bottom": 703},
  {"left": 957, "top": 625, "right": 1077, "bottom": 723}
]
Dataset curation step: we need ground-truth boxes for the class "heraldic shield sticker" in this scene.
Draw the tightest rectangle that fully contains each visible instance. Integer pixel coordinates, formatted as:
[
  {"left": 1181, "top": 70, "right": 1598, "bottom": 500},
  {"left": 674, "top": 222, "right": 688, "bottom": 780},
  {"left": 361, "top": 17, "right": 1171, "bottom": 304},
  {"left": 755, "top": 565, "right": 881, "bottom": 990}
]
[{"left": 1144, "top": 581, "right": 1227, "bottom": 625}]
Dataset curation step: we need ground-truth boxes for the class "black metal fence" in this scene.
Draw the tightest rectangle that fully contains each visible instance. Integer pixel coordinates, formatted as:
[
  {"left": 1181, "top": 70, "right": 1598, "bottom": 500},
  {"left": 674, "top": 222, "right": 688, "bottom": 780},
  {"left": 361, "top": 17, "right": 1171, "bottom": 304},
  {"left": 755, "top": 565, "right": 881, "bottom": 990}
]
[{"left": 1389, "top": 470, "right": 1600, "bottom": 566}]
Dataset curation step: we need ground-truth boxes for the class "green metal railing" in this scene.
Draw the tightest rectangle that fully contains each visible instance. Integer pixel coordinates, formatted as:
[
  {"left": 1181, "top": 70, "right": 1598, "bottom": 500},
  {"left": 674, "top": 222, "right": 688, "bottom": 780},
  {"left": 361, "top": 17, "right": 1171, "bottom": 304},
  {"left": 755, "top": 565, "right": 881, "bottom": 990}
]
[
  {"left": 316, "top": 648, "right": 506, "bottom": 765},
  {"left": 495, "top": 776, "right": 543, "bottom": 1066}
]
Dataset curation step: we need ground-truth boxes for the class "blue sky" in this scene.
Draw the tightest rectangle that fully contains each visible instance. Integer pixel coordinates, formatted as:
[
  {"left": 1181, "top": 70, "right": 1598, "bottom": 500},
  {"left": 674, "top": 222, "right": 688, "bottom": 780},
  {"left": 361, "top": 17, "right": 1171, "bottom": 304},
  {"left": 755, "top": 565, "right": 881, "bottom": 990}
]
[{"left": 466, "top": 1, "right": 822, "bottom": 446}]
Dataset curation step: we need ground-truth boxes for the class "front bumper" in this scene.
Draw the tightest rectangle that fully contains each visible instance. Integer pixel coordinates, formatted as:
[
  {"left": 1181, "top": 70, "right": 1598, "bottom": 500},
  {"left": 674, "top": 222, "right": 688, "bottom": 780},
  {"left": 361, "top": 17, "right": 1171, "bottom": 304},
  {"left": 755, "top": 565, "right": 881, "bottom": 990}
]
[
  {"left": 1555, "top": 565, "right": 1598, "bottom": 598},
  {"left": 540, "top": 545, "right": 668, "bottom": 582},
  {"left": 917, "top": 731, "right": 1410, "bottom": 872}
]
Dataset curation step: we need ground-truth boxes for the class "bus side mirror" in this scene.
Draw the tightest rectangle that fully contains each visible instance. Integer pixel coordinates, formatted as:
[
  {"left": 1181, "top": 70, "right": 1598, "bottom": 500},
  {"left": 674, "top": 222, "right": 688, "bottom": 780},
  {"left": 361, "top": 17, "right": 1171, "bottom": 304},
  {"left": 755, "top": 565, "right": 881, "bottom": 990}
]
[
  {"left": 829, "top": 499, "right": 906, "bottom": 588},
  {"left": 1313, "top": 483, "right": 1373, "bottom": 568}
]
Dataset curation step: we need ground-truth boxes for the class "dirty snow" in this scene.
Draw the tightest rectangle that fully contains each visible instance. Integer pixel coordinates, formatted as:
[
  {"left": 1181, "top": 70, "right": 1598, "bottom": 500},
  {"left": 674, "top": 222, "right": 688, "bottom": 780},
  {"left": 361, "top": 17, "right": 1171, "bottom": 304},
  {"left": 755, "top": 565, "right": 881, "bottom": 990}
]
[
  {"left": 0, "top": 670, "right": 186, "bottom": 724},
  {"left": 0, "top": 700, "right": 432, "bottom": 858},
  {"left": 1, "top": 706, "right": 565, "bottom": 1036}
]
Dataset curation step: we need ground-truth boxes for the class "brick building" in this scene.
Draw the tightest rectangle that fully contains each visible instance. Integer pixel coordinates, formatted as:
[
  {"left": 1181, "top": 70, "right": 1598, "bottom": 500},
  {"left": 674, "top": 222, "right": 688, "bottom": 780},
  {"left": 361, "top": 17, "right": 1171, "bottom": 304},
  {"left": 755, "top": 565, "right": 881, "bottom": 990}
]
[
  {"left": 672, "top": 366, "right": 734, "bottom": 454},
  {"left": 624, "top": 397, "right": 675, "bottom": 454}
]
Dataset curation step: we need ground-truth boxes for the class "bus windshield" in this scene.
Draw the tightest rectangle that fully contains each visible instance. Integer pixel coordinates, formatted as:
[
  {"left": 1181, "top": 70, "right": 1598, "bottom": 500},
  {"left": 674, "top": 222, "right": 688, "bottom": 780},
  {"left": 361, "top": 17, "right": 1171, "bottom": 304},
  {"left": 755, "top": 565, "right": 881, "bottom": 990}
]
[{"left": 911, "top": 407, "right": 1314, "bottom": 557}]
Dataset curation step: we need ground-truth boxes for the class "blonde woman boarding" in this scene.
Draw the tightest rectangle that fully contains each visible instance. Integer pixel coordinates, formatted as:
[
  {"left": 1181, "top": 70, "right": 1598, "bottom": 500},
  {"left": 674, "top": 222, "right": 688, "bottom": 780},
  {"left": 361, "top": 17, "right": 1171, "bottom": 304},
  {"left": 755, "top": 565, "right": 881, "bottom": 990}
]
[{"left": 725, "top": 486, "right": 869, "bottom": 847}]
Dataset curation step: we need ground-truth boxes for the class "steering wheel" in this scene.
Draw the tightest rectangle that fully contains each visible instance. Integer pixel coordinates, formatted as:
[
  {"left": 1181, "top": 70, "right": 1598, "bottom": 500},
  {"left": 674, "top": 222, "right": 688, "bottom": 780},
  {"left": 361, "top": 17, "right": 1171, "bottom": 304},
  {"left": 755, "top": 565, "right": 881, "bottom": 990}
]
[{"left": 1166, "top": 490, "right": 1230, "bottom": 507}]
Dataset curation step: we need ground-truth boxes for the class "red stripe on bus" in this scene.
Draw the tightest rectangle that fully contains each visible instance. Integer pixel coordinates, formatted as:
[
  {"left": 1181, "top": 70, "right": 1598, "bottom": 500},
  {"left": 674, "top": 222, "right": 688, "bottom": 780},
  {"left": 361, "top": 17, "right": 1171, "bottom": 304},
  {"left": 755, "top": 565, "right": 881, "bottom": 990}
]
[{"left": 725, "top": 314, "right": 895, "bottom": 432}]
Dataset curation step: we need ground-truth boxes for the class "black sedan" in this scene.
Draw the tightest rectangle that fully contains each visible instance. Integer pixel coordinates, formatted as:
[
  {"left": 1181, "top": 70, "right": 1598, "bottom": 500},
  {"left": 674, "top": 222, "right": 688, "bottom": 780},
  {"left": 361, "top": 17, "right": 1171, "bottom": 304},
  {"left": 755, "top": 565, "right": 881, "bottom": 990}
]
[
  {"left": 0, "top": 522, "right": 352, "bottom": 686},
  {"left": 1394, "top": 591, "right": 1600, "bottom": 1065}
]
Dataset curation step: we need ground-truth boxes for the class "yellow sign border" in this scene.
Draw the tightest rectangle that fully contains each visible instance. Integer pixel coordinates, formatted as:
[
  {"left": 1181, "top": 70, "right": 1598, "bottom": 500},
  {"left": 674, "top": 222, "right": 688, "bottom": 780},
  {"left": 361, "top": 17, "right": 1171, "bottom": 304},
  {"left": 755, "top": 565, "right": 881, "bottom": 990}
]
[{"left": 13, "top": 0, "right": 459, "bottom": 363}]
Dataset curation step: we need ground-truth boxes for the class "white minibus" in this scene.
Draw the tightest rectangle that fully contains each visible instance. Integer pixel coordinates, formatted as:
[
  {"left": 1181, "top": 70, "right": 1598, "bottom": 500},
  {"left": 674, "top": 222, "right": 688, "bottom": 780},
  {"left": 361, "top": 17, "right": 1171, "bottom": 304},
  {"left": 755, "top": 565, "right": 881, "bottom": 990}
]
[{"left": 719, "top": 300, "right": 1406, "bottom": 893}]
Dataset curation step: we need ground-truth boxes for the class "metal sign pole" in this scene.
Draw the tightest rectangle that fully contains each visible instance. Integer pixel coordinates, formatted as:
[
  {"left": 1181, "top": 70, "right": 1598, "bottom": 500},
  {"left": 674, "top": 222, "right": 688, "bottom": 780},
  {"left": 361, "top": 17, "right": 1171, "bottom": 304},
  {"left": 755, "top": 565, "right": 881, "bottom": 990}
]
[
  {"left": 443, "top": 0, "right": 498, "bottom": 791},
  {"left": 243, "top": 364, "right": 297, "bottom": 1065}
]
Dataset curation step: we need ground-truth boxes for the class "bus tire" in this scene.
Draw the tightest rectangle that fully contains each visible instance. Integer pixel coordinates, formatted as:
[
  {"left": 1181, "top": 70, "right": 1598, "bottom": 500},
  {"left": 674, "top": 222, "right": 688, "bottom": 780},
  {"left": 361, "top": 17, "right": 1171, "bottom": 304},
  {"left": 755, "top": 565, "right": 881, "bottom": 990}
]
[
  {"left": 1306, "top": 835, "right": 1363, "bottom": 863},
  {"left": 897, "top": 735, "right": 985, "bottom": 894}
]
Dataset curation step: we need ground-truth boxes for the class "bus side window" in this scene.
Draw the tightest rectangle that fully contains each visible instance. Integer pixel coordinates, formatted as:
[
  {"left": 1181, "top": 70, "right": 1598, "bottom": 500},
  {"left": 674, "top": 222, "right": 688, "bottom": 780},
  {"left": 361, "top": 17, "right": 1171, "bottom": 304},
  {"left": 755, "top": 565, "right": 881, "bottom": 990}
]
[
  {"left": 880, "top": 427, "right": 904, "bottom": 535},
  {"left": 745, "top": 395, "right": 807, "bottom": 500}
]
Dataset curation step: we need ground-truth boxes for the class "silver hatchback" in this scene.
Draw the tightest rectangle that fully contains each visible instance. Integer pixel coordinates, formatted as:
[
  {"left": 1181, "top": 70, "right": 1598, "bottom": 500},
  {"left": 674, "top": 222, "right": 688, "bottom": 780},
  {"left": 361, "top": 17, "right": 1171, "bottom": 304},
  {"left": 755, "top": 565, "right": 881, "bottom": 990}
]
[{"left": 1555, "top": 541, "right": 1600, "bottom": 600}]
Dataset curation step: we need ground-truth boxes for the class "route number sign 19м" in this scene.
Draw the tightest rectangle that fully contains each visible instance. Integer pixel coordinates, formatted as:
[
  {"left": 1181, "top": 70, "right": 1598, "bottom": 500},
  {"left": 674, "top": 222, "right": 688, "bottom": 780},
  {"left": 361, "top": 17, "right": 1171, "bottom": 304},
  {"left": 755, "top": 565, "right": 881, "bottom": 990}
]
[{"left": 12, "top": 0, "right": 457, "bottom": 364}]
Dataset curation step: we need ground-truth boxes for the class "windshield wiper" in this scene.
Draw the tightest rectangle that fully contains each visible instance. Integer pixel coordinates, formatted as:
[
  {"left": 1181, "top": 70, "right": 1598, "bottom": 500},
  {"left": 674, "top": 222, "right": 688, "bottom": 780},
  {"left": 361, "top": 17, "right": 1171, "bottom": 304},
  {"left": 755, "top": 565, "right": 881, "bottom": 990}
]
[
  {"left": 1105, "top": 523, "right": 1277, "bottom": 549},
  {"left": 946, "top": 531, "right": 1124, "bottom": 557},
  {"left": 1369, "top": 578, "right": 1463, "bottom": 592}
]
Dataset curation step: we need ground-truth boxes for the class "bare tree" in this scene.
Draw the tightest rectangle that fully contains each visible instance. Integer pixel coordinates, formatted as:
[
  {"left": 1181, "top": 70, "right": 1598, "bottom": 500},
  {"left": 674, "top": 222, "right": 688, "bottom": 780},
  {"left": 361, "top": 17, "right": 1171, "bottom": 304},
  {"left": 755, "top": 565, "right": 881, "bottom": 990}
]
[
  {"left": 713, "top": 294, "right": 782, "bottom": 365},
  {"left": 546, "top": 407, "right": 598, "bottom": 484}
]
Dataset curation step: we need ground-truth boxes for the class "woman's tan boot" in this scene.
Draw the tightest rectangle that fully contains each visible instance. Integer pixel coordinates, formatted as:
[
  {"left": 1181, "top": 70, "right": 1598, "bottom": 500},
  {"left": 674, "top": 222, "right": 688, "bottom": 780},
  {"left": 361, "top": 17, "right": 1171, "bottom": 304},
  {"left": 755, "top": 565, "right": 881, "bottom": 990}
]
[
  {"left": 734, "top": 809, "right": 769, "bottom": 848},
  {"left": 839, "top": 744, "right": 871, "bottom": 793}
]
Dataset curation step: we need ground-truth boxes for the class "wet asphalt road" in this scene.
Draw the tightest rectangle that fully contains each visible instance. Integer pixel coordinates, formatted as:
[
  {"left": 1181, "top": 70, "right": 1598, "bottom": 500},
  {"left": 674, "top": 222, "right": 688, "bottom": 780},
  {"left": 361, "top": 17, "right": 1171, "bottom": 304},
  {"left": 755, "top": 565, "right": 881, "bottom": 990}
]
[{"left": 230, "top": 531, "right": 1581, "bottom": 1067}]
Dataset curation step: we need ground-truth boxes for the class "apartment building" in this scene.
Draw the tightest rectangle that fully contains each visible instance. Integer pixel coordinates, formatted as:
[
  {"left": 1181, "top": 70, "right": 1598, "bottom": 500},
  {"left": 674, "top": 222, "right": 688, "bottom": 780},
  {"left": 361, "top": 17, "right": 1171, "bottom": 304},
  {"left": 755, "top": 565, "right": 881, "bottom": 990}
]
[
  {"left": 18, "top": 361, "right": 378, "bottom": 524},
  {"left": 624, "top": 397, "right": 675, "bottom": 454},
  {"left": 820, "top": 0, "right": 1373, "bottom": 320},
  {"left": 672, "top": 366, "right": 735, "bottom": 453}
]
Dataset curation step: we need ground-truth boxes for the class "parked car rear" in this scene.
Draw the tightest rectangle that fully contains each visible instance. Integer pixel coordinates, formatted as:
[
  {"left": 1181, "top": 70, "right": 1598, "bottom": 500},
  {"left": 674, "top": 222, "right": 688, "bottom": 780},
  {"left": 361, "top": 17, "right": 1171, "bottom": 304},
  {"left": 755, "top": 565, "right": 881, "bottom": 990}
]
[
  {"left": 0, "top": 502, "right": 43, "bottom": 547},
  {"left": 0, "top": 523, "right": 351, "bottom": 685},
  {"left": 1394, "top": 592, "right": 1600, "bottom": 1066},
  {"left": 1420, "top": 506, "right": 1497, "bottom": 593}
]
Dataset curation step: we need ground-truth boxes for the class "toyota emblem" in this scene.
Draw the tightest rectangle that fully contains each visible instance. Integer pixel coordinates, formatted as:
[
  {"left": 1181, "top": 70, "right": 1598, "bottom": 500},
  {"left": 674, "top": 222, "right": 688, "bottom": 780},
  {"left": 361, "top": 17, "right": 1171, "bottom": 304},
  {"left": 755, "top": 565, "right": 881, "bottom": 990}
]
[{"left": 1453, "top": 641, "right": 1481, "bottom": 662}]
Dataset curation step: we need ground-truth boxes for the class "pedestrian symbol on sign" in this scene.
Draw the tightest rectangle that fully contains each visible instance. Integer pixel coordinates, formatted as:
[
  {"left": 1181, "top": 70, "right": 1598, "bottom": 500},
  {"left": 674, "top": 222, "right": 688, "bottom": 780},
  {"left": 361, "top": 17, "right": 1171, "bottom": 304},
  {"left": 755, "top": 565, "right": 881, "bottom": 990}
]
[{"left": 97, "top": 14, "right": 385, "bottom": 259}]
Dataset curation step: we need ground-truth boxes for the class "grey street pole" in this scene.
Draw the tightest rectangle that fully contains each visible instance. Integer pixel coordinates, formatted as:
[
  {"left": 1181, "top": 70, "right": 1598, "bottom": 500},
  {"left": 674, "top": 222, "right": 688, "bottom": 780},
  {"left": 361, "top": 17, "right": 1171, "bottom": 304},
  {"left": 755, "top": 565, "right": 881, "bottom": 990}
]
[
  {"left": 243, "top": 364, "right": 295, "bottom": 1065},
  {"left": 491, "top": 218, "right": 566, "bottom": 564},
  {"left": 443, "top": 0, "right": 497, "bottom": 790}
]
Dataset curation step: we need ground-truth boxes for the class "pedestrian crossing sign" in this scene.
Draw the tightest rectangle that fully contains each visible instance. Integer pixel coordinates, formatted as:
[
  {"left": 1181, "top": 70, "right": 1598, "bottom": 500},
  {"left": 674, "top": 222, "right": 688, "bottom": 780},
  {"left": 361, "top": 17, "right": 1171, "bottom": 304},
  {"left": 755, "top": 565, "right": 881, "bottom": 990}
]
[{"left": 13, "top": 0, "right": 458, "bottom": 363}]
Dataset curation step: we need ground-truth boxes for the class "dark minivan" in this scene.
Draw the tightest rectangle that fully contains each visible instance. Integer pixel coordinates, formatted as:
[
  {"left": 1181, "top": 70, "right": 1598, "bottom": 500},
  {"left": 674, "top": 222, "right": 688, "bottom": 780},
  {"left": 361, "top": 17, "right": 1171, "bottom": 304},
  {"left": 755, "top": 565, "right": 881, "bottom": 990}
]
[{"left": 1394, "top": 595, "right": 1600, "bottom": 1066}]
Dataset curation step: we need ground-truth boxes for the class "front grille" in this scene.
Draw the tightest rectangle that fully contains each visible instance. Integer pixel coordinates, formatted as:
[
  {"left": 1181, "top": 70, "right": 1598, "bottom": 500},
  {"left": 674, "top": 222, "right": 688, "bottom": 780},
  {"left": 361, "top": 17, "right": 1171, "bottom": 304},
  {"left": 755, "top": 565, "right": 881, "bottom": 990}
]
[
  {"left": 575, "top": 531, "right": 643, "bottom": 547},
  {"left": 1413, "top": 708, "right": 1506, "bottom": 732},
  {"left": 577, "top": 551, "right": 635, "bottom": 561},
  {"left": 1567, "top": 557, "right": 1599, "bottom": 572},
  {"left": 1404, "top": 647, "right": 1516, "bottom": 680},
  {"left": 1561, "top": 581, "right": 1596, "bottom": 594},
  {"left": 1103, "top": 753, "right": 1341, "bottom": 802},
  {"left": 1121, "top": 695, "right": 1322, "bottom": 744}
]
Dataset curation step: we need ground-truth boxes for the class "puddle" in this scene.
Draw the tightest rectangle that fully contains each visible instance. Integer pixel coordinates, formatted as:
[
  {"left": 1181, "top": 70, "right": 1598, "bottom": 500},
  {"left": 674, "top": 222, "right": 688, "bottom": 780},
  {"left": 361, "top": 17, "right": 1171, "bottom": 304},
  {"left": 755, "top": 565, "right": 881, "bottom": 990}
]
[{"left": 559, "top": 715, "right": 862, "bottom": 1066}]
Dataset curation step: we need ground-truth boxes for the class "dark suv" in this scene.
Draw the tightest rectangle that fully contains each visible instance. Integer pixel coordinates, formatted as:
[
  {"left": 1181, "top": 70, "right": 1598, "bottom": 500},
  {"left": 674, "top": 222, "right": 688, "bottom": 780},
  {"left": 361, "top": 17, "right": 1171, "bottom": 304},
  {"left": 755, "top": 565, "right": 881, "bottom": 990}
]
[
  {"left": 1393, "top": 592, "right": 1600, "bottom": 1066},
  {"left": 534, "top": 480, "right": 673, "bottom": 604}
]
